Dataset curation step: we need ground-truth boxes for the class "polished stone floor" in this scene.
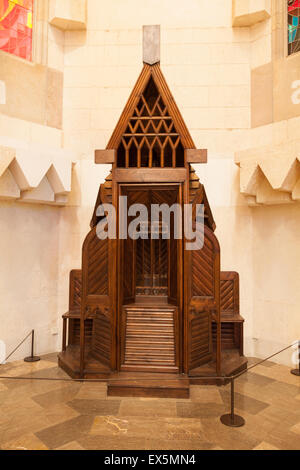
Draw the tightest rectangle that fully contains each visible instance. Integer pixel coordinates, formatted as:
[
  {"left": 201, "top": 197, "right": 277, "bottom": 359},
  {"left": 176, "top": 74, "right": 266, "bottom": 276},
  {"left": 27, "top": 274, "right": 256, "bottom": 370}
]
[{"left": 0, "top": 353, "right": 299, "bottom": 450}]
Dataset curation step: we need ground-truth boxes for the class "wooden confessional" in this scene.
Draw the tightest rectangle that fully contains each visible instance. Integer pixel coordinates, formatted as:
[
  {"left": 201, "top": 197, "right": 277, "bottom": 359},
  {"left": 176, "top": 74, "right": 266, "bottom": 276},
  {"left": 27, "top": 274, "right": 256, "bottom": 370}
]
[{"left": 58, "top": 61, "right": 247, "bottom": 397}]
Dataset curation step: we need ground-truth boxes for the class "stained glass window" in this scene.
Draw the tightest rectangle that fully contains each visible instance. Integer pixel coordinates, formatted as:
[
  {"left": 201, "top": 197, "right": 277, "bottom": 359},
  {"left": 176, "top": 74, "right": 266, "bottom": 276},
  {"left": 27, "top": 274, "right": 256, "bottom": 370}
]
[
  {"left": 0, "top": 0, "right": 33, "bottom": 61},
  {"left": 288, "top": 0, "right": 300, "bottom": 55}
]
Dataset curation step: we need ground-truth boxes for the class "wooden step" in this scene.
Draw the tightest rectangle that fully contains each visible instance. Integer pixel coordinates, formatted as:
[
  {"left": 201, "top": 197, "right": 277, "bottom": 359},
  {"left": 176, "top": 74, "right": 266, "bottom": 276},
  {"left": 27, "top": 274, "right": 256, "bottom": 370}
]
[{"left": 108, "top": 373, "right": 189, "bottom": 398}]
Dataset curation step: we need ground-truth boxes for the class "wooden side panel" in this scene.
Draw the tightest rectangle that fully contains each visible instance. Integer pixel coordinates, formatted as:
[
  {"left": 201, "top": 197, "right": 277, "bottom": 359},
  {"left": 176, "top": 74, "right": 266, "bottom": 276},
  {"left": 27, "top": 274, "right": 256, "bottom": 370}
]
[
  {"left": 185, "top": 221, "right": 221, "bottom": 373},
  {"left": 123, "top": 237, "right": 135, "bottom": 303},
  {"left": 189, "top": 309, "right": 211, "bottom": 370},
  {"left": 81, "top": 228, "right": 113, "bottom": 372},
  {"left": 92, "top": 311, "right": 111, "bottom": 366},
  {"left": 69, "top": 270, "right": 82, "bottom": 310},
  {"left": 191, "top": 237, "right": 214, "bottom": 298},
  {"left": 71, "top": 319, "right": 93, "bottom": 346},
  {"left": 68, "top": 270, "right": 82, "bottom": 345},
  {"left": 220, "top": 271, "right": 239, "bottom": 316},
  {"left": 86, "top": 236, "right": 108, "bottom": 296},
  {"left": 212, "top": 271, "right": 243, "bottom": 355}
]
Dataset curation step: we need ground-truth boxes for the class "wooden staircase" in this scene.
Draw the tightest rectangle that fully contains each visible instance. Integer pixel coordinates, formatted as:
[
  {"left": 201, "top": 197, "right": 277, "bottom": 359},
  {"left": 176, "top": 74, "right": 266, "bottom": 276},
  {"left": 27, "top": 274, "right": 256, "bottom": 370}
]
[{"left": 121, "top": 304, "right": 178, "bottom": 372}]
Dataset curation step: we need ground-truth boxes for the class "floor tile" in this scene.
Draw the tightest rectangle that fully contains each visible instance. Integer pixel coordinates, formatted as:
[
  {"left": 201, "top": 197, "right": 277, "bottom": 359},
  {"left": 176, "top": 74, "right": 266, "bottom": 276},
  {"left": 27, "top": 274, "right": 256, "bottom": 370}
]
[
  {"left": 253, "top": 441, "right": 279, "bottom": 450},
  {"left": 200, "top": 417, "right": 260, "bottom": 450},
  {"left": 189, "top": 385, "right": 223, "bottom": 404},
  {"left": 145, "top": 439, "right": 213, "bottom": 450},
  {"left": 119, "top": 399, "right": 177, "bottom": 417},
  {"left": 1, "top": 432, "right": 49, "bottom": 450},
  {"left": 219, "top": 389, "right": 269, "bottom": 415},
  {"left": 32, "top": 384, "right": 81, "bottom": 408},
  {"left": 67, "top": 399, "right": 121, "bottom": 416},
  {"left": 1, "top": 354, "right": 299, "bottom": 451},
  {"left": 238, "top": 371, "right": 275, "bottom": 387},
  {"left": 290, "top": 422, "right": 300, "bottom": 435},
  {"left": 176, "top": 402, "right": 226, "bottom": 419},
  {"left": 75, "top": 382, "right": 107, "bottom": 399},
  {"left": 35, "top": 415, "right": 94, "bottom": 449},
  {"left": 90, "top": 416, "right": 205, "bottom": 441},
  {"left": 78, "top": 435, "right": 146, "bottom": 450},
  {"left": 55, "top": 440, "right": 85, "bottom": 450}
]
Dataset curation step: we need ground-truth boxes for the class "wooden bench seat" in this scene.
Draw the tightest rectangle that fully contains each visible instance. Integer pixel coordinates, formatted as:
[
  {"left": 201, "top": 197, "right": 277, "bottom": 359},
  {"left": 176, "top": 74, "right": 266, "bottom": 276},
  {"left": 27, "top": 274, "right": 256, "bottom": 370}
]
[
  {"left": 61, "top": 270, "right": 93, "bottom": 351},
  {"left": 212, "top": 271, "right": 244, "bottom": 355}
]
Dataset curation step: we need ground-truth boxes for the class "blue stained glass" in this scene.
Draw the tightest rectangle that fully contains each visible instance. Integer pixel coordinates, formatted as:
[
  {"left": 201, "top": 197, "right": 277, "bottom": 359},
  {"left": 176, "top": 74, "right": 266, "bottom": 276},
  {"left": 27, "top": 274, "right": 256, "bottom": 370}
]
[{"left": 289, "top": 16, "right": 299, "bottom": 43}]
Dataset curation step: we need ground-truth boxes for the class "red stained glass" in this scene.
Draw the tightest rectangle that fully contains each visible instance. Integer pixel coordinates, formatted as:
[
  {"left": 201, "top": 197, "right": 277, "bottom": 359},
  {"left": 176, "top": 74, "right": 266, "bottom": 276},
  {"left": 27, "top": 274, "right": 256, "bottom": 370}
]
[
  {"left": 288, "top": 0, "right": 300, "bottom": 11},
  {"left": 0, "top": 0, "right": 33, "bottom": 61}
]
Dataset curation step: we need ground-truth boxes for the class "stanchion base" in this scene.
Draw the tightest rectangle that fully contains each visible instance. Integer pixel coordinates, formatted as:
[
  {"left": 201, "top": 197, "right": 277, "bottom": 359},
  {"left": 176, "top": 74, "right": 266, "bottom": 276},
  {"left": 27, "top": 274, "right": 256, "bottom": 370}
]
[
  {"left": 24, "top": 356, "right": 40, "bottom": 363},
  {"left": 220, "top": 413, "right": 245, "bottom": 427},
  {"left": 291, "top": 369, "right": 300, "bottom": 376}
]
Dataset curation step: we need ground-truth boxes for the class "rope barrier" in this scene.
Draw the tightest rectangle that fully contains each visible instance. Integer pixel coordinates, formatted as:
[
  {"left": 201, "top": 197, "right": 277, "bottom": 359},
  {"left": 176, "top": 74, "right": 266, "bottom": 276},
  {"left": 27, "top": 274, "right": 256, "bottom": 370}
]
[
  {"left": 0, "top": 333, "right": 298, "bottom": 428},
  {"left": 1, "top": 331, "right": 32, "bottom": 364},
  {"left": 0, "top": 342, "right": 295, "bottom": 383}
]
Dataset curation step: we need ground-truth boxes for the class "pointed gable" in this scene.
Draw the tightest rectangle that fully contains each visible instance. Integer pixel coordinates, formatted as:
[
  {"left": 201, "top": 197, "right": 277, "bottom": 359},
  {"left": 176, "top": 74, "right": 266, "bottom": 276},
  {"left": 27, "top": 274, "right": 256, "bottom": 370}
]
[{"left": 107, "top": 64, "right": 195, "bottom": 169}]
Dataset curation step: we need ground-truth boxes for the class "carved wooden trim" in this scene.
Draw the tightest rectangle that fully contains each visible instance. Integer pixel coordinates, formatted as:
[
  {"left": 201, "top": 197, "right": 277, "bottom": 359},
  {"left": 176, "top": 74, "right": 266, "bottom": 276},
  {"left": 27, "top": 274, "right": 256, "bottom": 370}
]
[
  {"left": 114, "top": 168, "right": 187, "bottom": 183},
  {"left": 186, "top": 149, "right": 208, "bottom": 164},
  {"left": 95, "top": 149, "right": 116, "bottom": 164}
]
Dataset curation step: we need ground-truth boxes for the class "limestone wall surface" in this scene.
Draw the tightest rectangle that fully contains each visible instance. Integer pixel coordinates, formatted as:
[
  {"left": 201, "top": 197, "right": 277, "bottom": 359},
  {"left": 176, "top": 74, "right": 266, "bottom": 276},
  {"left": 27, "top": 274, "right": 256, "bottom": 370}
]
[{"left": 0, "top": 0, "right": 299, "bottom": 366}]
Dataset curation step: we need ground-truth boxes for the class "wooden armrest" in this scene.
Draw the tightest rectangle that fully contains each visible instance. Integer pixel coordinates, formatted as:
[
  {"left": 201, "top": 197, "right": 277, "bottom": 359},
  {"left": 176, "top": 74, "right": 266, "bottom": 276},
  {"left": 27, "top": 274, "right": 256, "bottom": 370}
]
[
  {"left": 212, "top": 314, "right": 244, "bottom": 323},
  {"left": 62, "top": 309, "right": 95, "bottom": 320},
  {"left": 62, "top": 310, "right": 80, "bottom": 319},
  {"left": 220, "top": 313, "right": 244, "bottom": 323}
]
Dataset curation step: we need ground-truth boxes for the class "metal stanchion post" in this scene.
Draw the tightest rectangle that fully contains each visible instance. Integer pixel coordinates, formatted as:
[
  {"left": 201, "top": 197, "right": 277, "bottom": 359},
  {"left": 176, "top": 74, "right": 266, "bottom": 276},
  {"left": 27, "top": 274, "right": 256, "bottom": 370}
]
[
  {"left": 220, "top": 377, "right": 245, "bottom": 427},
  {"left": 291, "top": 341, "right": 300, "bottom": 377},
  {"left": 24, "top": 330, "right": 40, "bottom": 363}
]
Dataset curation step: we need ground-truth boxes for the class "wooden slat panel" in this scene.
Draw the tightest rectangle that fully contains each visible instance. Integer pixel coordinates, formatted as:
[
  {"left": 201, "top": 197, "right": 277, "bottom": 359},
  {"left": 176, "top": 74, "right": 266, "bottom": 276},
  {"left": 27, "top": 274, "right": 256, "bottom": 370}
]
[
  {"left": 92, "top": 313, "right": 111, "bottom": 365},
  {"left": 220, "top": 272, "right": 240, "bottom": 316},
  {"left": 87, "top": 235, "right": 108, "bottom": 295},
  {"left": 189, "top": 310, "right": 211, "bottom": 369},
  {"left": 192, "top": 238, "right": 214, "bottom": 298},
  {"left": 122, "top": 306, "right": 177, "bottom": 368}
]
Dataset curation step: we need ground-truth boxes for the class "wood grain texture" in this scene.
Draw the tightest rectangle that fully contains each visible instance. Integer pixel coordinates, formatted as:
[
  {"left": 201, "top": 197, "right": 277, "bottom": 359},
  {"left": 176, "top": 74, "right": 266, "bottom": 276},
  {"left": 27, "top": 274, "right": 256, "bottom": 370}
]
[
  {"left": 95, "top": 149, "right": 116, "bottom": 164},
  {"left": 107, "top": 64, "right": 195, "bottom": 151},
  {"left": 186, "top": 149, "right": 208, "bottom": 164},
  {"left": 212, "top": 271, "right": 245, "bottom": 356},
  {"left": 59, "top": 62, "right": 244, "bottom": 387},
  {"left": 185, "top": 218, "right": 221, "bottom": 373},
  {"left": 121, "top": 305, "right": 178, "bottom": 371}
]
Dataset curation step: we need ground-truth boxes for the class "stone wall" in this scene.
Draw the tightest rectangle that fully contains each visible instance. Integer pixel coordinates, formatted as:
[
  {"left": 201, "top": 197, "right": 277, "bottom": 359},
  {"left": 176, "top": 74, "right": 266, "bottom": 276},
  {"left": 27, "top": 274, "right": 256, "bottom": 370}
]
[{"left": 0, "top": 0, "right": 299, "bottom": 365}]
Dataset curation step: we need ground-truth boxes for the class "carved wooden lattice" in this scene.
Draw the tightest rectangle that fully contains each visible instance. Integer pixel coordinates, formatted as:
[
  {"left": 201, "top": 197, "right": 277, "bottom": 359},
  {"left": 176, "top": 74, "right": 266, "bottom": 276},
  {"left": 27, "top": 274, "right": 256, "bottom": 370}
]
[{"left": 117, "top": 77, "right": 184, "bottom": 168}]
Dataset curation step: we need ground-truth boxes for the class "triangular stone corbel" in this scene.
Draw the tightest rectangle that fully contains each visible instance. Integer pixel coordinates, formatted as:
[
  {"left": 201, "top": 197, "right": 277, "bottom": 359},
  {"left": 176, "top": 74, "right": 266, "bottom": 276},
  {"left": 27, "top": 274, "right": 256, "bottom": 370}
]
[
  {"left": 259, "top": 157, "right": 300, "bottom": 192},
  {"left": 256, "top": 178, "right": 293, "bottom": 205},
  {"left": 20, "top": 176, "right": 55, "bottom": 204},
  {"left": 232, "top": 0, "right": 271, "bottom": 27},
  {"left": 9, "top": 149, "right": 52, "bottom": 191},
  {"left": 49, "top": 0, "right": 87, "bottom": 31},
  {"left": 239, "top": 163, "right": 263, "bottom": 196},
  {"left": 47, "top": 159, "right": 72, "bottom": 195},
  {"left": 0, "top": 145, "right": 15, "bottom": 178},
  {"left": 292, "top": 179, "right": 300, "bottom": 201},
  {"left": 0, "top": 168, "right": 20, "bottom": 200}
]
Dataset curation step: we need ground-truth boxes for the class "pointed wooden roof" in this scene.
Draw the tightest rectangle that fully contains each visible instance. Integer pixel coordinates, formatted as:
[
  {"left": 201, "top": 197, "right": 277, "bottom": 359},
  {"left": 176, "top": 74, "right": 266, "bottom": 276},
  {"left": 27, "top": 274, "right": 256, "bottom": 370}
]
[{"left": 106, "top": 63, "right": 196, "bottom": 150}]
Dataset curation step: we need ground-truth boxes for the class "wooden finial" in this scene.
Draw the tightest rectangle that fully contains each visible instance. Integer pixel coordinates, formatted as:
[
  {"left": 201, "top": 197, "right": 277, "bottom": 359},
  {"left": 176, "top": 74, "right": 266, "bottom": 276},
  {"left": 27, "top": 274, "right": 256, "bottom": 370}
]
[{"left": 143, "top": 25, "right": 160, "bottom": 65}]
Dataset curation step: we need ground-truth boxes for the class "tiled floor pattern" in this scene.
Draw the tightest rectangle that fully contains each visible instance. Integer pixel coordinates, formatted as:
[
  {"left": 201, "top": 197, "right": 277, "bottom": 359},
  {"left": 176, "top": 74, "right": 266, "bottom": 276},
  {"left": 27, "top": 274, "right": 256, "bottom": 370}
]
[{"left": 0, "top": 354, "right": 299, "bottom": 450}]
